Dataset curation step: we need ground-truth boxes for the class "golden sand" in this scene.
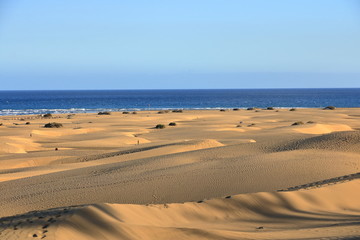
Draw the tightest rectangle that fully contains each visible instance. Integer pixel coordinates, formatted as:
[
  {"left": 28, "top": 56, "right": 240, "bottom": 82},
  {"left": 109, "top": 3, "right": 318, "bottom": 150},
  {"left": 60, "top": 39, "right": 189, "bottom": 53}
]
[{"left": 0, "top": 108, "right": 360, "bottom": 239}]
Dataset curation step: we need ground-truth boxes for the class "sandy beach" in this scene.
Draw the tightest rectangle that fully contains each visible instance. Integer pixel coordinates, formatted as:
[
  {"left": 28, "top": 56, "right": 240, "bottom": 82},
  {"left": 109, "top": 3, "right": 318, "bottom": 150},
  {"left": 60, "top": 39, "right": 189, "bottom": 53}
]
[{"left": 0, "top": 108, "right": 360, "bottom": 239}]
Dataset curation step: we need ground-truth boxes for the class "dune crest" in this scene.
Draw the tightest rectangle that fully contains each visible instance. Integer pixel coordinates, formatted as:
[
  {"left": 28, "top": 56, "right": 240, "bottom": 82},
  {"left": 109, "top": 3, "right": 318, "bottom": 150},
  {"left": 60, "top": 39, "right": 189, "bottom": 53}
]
[
  {"left": 178, "top": 139, "right": 224, "bottom": 150},
  {"left": 55, "top": 179, "right": 360, "bottom": 240},
  {"left": 32, "top": 127, "right": 104, "bottom": 137},
  {"left": 274, "top": 130, "right": 360, "bottom": 153},
  {"left": 294, "top": 123, "right": 352, "bottom": 134},
  {"left": 0, "top": 137, "right": 44, "bottom": 153},
  {"left": 1, "top": 177, "right": 359, "bottom": 240}
]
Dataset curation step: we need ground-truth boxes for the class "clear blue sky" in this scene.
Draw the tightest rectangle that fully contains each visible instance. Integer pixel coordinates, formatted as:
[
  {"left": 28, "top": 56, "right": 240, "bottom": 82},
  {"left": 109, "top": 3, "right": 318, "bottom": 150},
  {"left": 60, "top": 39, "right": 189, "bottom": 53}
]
[{"left": 0, "top": 0, "right": 360, "bottom": 90}]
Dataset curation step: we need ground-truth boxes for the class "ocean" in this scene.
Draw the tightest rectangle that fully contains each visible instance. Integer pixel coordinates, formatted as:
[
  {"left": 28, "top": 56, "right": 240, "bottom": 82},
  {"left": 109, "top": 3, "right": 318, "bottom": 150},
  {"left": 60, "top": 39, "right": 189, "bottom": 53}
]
[{"left": 0, "top": 89, "right": 359, "bottom": 115}]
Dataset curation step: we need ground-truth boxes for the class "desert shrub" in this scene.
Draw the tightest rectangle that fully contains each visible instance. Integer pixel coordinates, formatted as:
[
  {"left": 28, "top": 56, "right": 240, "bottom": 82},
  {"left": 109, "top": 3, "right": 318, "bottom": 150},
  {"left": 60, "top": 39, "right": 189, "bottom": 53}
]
[
  {"left": 323, "top": 106, "right": 336, "bottom": 110},
  {"left": 248, "top": 123, "right": 256, "bottom": 127},
  {"left": 233, "top": 108, "right": 239, "bottom": 111},
  {"left": 155, "top": 124, "right": 166, "bottom": 129},
  {"left": 289, "top": 108, "right": 296, "bottom": 111},
  {"left": 25, "top": 122, "right": 31, "bottom": 125},
  {"left": 0, "top": 123, "right": 2, "bottom": 126},
  {"left": 247, "top": 107, "right": 255, "bottom": 110},
  {"left": 122, "top": 111, "right": 130, "bottom": 114},
  {"left": 169, "top": 122, "right": 177, "bottom": 126},
  {"left": 172, "top": 109, "right": 183, "bottom": 113},
  {"left": 20, "top": 118, "right": 25, "bottom": 121},
  {"left": 158, "top": 110, "right": 169, "bottom": 114},
  {"left": 236, "top": 124, "right": 242, "bottom": 127},
  {"left": 132, "top": 111, "right": 137, "bottom": 114},
  {"left": 307, "top": 121, "right": 315, "bottom": 124},
  {"left": 220, "top": 109, "right": 226, "bottom": 112},
  {"left": 255, "top": 110, "right": 260, "bottom": 112},
  {"left": 67, "top": 114, "right": 75, "bottom": 119},
  {"left": 267, "top": 107, "right": 274, "bottom": 110},
  {"left": 98, "top": 111, "right": 111, "bottom": 115},
  {"left": 292, "top": 121, "right": 304, "bottom": 126},
  {"left": 43, "top": 113, "right": 52, "bottom": 118},
  {"left": 44, "top": 122, "right": 63, "bottom": 128}
]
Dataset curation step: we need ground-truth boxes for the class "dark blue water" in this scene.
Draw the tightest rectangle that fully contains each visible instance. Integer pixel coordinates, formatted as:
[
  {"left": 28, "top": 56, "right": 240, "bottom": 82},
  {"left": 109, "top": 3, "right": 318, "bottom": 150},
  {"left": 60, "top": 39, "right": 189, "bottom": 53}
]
[{"left": 0, "top": 89, "right": 359, "bottom": 115}]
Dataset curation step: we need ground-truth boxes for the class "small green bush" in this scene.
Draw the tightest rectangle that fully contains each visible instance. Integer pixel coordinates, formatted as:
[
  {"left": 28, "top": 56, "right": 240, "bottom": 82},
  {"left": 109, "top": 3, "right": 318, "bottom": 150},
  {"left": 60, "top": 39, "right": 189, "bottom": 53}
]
[
  {"left": 233, "top": 108, "right": 239, "bottom": 111},
  {"left": 219, "top": 109, "right": 226, "bottom": 112},
  {"left": 43, "top": 113, "right": 52, "bottom": 118},
  {"left": 122, "top": 111, "right": 130, "bottom": 114},
  {"left": 289, "top": 108, "right": 296, "bottom": 111},
  {"left": 132, "top": 111, "right": 137, "bottom": 114},
  {"left": 98, "top": 111, "right": 111, "bottom": 115},
  {"left": 25, "top": 122, "right": 31, "bottom": 125},
  {"left": 292, "top": 121, "right": 304, "bottom": 126},
  {"left": 267, "top": 107, "right": 274, "bottom": 110},
  {"left": 172, "top": 109, "right": 183, "bottom": 113},
  {"left": 169, "top": 122, "right": 177, "bottom": 126},
  {"left": 44, "top": 122, "right": 63, "bottom": 128},
  {"left": 158, "top": 110, "right": 169, "bottom": 114},
  {"left": 323, "top": 106, "right": 336, "bottom": 110},
  {"left": 307, "top": 121, "right": 315, "bottom": 124},
  {"left": 155, "top": 124, "right": 166, "bottom": 129},
  {"left": 247, "top": 107, "right": 255, "bottom": 110}
]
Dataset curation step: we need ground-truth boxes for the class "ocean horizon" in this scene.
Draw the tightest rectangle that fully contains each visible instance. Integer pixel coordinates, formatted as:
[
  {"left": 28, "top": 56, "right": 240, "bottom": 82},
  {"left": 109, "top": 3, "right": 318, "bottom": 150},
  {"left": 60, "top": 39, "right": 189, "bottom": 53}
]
[{"left": 0, "top": 88, "right": 359, "bottom": 116}]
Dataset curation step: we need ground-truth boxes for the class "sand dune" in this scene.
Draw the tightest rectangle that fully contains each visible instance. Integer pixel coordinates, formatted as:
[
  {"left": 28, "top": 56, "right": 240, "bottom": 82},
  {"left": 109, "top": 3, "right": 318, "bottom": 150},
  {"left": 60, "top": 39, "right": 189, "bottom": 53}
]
[
  {"left": 0, "top": 109, "right": 360, "bottom": 239},
  {"left": 1, "top": 176, "right": 359, "bottom": 240},
  {"left": 0, "top": 139, "right": 224, "bottom": 182},
  {"left": 57, "top": 178, "right": 360, "bottom": 240},
  {"left": 293, "top": 123, "right": 352, "bottom": 134},
  {"left": 32, "top": 127, "right": 104, "bottom": 137},
  {"left": 274, "top": 130, "right": 360, "bottom": 153},
  {"left": 1, "top": 136, "right": 359, "bottom": 218},
  {"left": 0, "top": 137, "right": 44, "bottom": 153}
]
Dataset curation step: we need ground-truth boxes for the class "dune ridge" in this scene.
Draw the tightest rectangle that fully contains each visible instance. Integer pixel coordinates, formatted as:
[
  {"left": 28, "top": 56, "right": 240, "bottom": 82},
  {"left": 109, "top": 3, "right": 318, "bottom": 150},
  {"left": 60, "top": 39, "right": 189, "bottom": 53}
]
[
  {"left": 293, "top": 123, "right": 352, "bottom": 134},
  {"left": 273, "top": 130, "right": 360, "bottom": 153},
  {"left": 1, "top": 175, "right": 360, "bottom": 240}
]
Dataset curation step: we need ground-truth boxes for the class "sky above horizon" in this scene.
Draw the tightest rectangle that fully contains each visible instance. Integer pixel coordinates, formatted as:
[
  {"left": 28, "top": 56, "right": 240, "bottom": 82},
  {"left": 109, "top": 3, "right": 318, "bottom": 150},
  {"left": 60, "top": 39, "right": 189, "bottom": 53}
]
[{"left": 0, "top": 0, "right": 360, "bottom": 90}]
